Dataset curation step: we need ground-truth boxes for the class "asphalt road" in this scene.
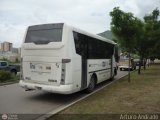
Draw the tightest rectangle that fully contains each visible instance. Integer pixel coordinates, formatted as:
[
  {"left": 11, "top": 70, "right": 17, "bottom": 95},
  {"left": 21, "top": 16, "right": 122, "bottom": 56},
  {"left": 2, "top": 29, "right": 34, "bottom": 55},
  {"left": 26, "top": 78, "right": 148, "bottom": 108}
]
[{"left": 0, "top": 70, "right": 128, "bottom": 120}]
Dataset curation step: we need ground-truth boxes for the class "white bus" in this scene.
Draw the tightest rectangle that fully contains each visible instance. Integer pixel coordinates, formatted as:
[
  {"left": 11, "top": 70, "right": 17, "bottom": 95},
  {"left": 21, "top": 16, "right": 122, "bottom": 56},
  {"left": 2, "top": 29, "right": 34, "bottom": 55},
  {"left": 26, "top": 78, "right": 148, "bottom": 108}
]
[{"left": 19, "top": 23, "right": 119, "bottom": 94}]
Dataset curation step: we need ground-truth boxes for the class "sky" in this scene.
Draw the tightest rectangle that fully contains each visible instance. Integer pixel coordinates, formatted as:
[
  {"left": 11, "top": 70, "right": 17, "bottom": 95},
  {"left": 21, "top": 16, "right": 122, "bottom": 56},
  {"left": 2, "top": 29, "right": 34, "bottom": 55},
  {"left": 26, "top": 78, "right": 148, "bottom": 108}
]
[{"left": 0, "top": 0, "right": 160, "bottom": 47}]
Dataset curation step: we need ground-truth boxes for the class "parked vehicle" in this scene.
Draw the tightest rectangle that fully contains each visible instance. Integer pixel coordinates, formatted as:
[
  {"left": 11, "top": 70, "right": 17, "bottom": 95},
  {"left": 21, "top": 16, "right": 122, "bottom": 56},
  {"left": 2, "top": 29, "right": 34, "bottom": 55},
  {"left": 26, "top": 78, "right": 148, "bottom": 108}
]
[
  {"left": 0, "top": 61, "right": 20, "bottom": 75},
  {"left": 119, "top": 65, "right": 133, "bottom": 71},
  {"left": 134, "top": 59, "right": 144, "bottom": 66},
  {"left": 119, "top": 58, "right": 136, "bottom": 71}
]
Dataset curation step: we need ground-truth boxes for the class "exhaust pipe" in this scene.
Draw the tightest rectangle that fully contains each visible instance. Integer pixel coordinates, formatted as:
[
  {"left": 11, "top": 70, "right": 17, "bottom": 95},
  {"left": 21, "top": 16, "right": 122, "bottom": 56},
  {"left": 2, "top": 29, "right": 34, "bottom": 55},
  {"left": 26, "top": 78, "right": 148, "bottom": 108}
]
[{"left": 25, "top": 89, "right": 34, "bottom": 91}]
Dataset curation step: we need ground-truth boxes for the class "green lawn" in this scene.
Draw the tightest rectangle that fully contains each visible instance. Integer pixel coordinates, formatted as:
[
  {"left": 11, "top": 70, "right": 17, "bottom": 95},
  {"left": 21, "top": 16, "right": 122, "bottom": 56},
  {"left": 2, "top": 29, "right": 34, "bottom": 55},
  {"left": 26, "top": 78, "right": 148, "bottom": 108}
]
[
  {"left": 49, "top": 64, "right": 160, "bottom": 120},
  {"left": 0, "top": 71, "right": 20, "bottom": 84}
]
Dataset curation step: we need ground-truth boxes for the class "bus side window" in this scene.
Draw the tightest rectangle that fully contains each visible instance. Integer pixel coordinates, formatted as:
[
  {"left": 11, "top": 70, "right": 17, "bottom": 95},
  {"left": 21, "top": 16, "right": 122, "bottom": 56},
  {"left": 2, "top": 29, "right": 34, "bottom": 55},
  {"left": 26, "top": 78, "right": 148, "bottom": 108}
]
[{"left": 73, "top": 32, "right": 81, "bottom": 55}]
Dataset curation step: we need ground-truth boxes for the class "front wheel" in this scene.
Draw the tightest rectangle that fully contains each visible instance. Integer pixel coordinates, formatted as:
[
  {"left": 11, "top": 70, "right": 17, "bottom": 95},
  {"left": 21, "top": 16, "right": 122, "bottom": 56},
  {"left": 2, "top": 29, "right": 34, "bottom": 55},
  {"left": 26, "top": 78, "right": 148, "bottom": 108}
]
[
  {"left": 114, "top": 68, "right": 117, "bottom": 76},
  {"left": 86, "top": 75, "right": 96, "bottom": 93}
]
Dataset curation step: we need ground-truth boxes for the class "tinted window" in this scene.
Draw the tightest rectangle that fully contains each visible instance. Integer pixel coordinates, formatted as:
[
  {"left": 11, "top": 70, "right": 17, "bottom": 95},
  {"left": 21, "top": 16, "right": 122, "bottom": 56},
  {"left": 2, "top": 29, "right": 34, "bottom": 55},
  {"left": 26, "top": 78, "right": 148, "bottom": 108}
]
[
  {"left": 25, "top": 29, "right": 62, "bottom": 44},
  {"left": 88, "top": 38, "right": 114, "bottom": 59},
  {"left": 73, "top": 32, "right": 82, "bottom": 55},
  {"left": 1, "top": 62, "right": 7, "bottom": 66},
  {"left": 73, "top": 31, "right": 114, "bottom": 59}
]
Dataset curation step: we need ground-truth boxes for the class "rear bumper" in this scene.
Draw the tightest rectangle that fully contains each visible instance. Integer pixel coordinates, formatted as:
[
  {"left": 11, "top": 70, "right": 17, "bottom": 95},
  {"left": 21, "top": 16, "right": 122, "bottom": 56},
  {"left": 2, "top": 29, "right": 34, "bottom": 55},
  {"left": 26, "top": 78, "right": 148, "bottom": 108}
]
[{"left": 19, "top": 80, "right": 74, "bottom": 94}]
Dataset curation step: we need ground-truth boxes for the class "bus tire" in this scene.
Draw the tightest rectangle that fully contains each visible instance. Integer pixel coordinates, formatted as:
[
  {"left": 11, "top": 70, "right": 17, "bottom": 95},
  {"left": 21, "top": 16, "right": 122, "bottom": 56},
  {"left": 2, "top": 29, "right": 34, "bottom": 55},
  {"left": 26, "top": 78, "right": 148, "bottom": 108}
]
[
  {"left": 86, "top": 75, "right": 96, "bottom": 93},
  {"left": 110, "top": 74, "right": 115, "bottom": 81},
  {"left": 110, "top": 68, "right": 117, "bottom": 81}
]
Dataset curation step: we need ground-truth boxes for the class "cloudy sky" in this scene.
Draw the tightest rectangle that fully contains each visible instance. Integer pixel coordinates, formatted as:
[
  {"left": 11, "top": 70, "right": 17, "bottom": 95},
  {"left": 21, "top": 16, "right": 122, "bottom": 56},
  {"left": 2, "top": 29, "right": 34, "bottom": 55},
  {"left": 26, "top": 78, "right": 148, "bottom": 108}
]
[{"left": 0, "top": 0, "right": 160, "bottom": 47}]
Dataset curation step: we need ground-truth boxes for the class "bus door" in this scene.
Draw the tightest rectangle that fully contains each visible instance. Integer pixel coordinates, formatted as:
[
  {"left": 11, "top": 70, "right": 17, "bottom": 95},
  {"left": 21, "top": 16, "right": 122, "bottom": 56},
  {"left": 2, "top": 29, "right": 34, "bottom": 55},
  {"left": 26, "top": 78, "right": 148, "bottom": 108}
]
[{"left": 81, "top": 39, "right": 88, "bottom": 90}]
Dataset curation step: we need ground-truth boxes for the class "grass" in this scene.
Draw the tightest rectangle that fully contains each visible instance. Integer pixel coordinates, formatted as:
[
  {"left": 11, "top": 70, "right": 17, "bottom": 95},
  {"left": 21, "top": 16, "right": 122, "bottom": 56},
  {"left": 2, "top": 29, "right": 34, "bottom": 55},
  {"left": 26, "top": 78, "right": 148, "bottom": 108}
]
[
  {"left": 1, "top": 75, "right": 20, "bottom": 83},
  {"left": 48, "top": 63, "right": 160, "bottom": 120},
  {"left": 0, "top": 71, "right": 20, "bottom": 84}
]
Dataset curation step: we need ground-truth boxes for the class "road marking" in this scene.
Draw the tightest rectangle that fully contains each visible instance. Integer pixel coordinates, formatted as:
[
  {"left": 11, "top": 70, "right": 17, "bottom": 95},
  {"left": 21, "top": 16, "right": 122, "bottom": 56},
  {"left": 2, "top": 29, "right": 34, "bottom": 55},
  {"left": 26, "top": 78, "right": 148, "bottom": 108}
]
[{"left": 36, "top": 73, "right": 128, "bottom": 120}]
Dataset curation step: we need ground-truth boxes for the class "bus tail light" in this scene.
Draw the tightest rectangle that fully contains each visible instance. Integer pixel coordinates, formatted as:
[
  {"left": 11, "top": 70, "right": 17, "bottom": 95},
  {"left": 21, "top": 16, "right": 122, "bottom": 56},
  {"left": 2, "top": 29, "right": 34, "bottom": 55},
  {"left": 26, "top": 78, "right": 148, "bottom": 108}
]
[
  {"left": 20, "top": 58, "right": 24, "bottom": 80},
  {"left": 61, "top": 59, "right": 70, "bottom": 84},
  {"left": 60, "top": 63, "right": 66, "bottom": 85},
  {"left": 60, "top": 79, "right": 65, "bottom": 85}
]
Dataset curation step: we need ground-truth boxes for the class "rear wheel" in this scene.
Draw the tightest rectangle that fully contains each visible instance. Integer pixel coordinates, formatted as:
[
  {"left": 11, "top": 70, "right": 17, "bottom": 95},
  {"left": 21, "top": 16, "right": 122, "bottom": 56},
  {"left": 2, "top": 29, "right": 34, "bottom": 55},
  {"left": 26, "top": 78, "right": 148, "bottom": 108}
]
[
  {"left": 86, "top": 75, "right": 96, "bottom": 93},
  {"left": 110, "top": 68, "right": 117, "bottom": 81}
]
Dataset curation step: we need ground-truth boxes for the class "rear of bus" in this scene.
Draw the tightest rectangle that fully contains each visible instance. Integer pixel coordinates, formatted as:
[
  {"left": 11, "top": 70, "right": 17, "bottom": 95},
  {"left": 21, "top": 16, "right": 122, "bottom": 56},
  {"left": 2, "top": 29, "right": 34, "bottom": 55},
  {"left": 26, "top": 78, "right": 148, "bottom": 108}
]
[{"left": 19, "top": 23, "right": 74, "bottom": 94}]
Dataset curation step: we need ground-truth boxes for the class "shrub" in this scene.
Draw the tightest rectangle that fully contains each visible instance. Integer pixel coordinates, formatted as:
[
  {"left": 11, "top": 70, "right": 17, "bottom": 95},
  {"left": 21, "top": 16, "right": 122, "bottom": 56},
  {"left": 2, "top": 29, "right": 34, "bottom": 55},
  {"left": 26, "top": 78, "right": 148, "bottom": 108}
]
[{"left": 0, "top": 70, "right": 13, "bottom": 82}]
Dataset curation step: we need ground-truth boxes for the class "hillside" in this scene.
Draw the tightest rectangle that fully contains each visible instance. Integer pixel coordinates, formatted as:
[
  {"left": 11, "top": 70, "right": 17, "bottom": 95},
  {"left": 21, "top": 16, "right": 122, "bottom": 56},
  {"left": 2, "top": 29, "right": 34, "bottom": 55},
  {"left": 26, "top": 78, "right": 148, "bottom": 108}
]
[{"left": 98, "top": 30, "right": 113, "bottom": 40}]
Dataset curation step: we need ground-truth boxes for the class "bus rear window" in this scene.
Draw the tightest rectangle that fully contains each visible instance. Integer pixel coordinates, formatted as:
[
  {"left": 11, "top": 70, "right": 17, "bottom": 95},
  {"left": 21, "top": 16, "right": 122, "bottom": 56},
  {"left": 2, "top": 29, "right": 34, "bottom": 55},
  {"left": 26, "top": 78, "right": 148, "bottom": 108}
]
[{"left": 25, "top": 29, "right": 62, "bottom": 44}]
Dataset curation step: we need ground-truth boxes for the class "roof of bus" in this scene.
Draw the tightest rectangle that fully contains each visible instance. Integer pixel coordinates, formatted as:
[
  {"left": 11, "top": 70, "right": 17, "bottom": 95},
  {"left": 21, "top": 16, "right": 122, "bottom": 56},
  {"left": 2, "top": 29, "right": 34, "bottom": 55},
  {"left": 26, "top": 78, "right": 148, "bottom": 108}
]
[
  {"left": 64, "top": 23, "right": 116, "bottom": 45},
  {"left": 28, "top": 23, "right": 116, "bottom": 45}
]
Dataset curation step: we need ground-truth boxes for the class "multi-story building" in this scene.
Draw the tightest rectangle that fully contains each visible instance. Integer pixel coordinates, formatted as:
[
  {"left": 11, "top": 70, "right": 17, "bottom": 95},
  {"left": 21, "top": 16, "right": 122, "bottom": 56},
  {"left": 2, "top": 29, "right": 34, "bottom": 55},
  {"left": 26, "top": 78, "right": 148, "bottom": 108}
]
[
  {"left": 0, "top": 43, "right": 4, "bottom": 52},
  {"left": 0, "top": 41, "right": 20, "bottom": 62},
  {"left": 4, "top": 42, "right": 12, "bottom": 52},
  {"left": 0, "top": 42, "right": 13, "bottom": 52}
]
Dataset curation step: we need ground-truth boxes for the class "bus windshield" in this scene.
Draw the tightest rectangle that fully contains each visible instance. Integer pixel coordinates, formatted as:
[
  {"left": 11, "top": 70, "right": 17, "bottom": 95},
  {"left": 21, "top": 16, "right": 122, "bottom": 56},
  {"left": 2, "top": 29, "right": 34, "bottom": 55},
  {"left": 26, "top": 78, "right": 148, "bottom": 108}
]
[{"left": 25, "top": 28, "right": 63, "bottom": 44}]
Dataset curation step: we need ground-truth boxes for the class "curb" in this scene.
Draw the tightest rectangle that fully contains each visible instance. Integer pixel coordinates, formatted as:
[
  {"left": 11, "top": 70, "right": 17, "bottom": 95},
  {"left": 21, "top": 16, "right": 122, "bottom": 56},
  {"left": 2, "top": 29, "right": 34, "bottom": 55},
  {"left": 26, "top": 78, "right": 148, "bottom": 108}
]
[
  {"left": 0, "top": 81, "right": 19, "bottom": 86},
  {"left": 36, "top": 73, "right": 128, "bottom": 120}
]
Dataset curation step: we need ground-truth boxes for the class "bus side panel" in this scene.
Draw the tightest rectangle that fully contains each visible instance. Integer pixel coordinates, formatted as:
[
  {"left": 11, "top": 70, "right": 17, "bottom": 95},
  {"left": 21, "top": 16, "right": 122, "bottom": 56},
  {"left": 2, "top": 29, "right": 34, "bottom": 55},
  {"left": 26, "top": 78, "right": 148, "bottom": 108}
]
[
  {"left": 72, "top": 56, "right": 82, "bottom": 92},
  {"left": 72, "top": 56, "right": 88, "bottom": 91},
  {"left": 88, "top": 59, "right": 111, "bottom": 84}
]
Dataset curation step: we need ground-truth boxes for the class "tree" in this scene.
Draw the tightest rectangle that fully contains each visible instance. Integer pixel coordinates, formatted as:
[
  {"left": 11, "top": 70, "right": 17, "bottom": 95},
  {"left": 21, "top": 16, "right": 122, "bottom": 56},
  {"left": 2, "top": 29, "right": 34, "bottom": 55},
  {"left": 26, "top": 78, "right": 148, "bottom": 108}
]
[
  {"left": 110, "top": 7, "right": 160, "bottom": 77},
  {"left": 143, "top": 8, "right": 160, "bottom": 63},
  {"left": 134, "top": 18, "right": 147, "bottom": 73},
  {"left": 110, "top": 7, "right": 139, "bottom": 82}
]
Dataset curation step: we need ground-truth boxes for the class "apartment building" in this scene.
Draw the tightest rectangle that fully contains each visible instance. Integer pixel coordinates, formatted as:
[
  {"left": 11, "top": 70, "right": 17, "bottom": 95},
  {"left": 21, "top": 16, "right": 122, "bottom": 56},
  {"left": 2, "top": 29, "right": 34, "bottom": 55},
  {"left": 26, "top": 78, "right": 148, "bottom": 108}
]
[
  {"left": 0, "top": 42, "right": 20, "bottom": 62},
  {"left": 0, "top": 42, "right": 13, "bottom": 52}
]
